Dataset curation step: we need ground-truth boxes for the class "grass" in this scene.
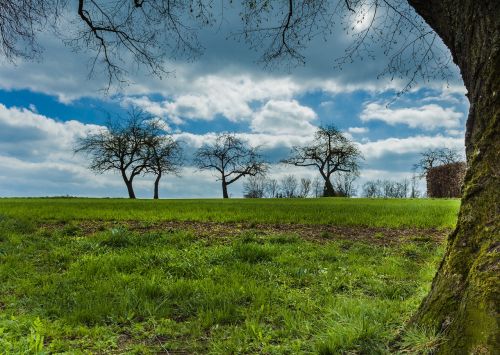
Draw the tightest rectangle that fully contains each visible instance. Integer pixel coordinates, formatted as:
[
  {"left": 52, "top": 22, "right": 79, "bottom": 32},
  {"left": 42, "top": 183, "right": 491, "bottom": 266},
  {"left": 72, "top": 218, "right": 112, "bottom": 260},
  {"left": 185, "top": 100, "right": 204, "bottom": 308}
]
[
  {"left": 0, "top": 198, "right": 458, "bottom": 353},
  {"left": 0, "top": 197, "right": 460, "bottom": 228}
]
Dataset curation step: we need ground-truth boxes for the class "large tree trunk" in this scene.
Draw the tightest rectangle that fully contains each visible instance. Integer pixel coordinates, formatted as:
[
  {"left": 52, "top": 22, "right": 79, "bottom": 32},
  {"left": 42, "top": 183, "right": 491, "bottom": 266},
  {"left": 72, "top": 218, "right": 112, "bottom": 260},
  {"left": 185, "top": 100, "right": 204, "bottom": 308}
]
[
  {"left": 153, "top": 173, "right": 161, "bottom": 199},
  {"left": 121, "top": 171, "right": 136, "bottom": 199},
  {"left": 408, "top": 0, "right": 499, "bottom": 353},
  {"left": 323, "top": 178, "right": 335, "bottom": 197},
  {"left": 222, "top": 179, "right": 229, "bottom": 199}
]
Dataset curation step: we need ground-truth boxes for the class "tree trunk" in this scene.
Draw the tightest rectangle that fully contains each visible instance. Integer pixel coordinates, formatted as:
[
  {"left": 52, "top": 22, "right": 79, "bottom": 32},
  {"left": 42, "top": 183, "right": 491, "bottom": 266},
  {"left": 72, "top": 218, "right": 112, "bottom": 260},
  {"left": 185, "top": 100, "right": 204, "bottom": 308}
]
[
  {"left": 222, "top": 179, "right": 229, "bottom": 199},
  {"left": 408, "top": 1, "right": 499, "bottom": 353},
  {"left": 121, "top": 171, "right": 136, "bottom": 199},
  {"left": 323, "top": 178, "right": 335, "bottom": 197},
  {"left": 153, "top": 173, "right": 161, "bottom": 199}
]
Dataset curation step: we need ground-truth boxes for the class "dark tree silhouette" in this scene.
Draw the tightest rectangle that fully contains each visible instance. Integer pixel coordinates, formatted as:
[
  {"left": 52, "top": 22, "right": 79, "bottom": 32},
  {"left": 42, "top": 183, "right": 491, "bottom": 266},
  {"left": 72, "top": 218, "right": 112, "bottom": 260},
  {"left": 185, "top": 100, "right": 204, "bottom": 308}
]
[
  {"left": 75, "top": 109, "right": 153, "bottom": 199},
  {"left": 283, "top": 126, "right": 362, "bottom": 197},
  {"left": 194, "top": 133, "right": 267, "bottom": 198},
  {"left": 143, "top": 122, "right": 183, "bottom": 199},
  {"left": 2, "top": 0, "right": 499, "bottom": 351}
]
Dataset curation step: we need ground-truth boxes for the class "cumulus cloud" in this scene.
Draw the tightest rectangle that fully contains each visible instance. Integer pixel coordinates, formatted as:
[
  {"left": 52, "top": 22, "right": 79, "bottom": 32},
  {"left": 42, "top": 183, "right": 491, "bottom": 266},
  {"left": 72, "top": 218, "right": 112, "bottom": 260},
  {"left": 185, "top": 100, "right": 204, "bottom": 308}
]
[
  {"left": 360, "top": 102, "right": 463, "bottom": 130},
  {"left": 251, "top": 100, "right": 317, "bottom": 135},
  {"left": 348, "top": 127, "right": 369, "bottom": 134},
  {"left": 359, "top": 135, "right": 464, "bottom": 159}
]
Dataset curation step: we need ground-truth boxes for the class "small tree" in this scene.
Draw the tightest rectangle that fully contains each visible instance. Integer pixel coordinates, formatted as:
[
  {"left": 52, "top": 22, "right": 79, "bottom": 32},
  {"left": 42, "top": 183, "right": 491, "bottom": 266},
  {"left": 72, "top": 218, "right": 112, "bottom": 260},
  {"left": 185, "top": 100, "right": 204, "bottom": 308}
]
[
  {"left": 362, "top": 180, "right": 382, "bottom": 198},
  {"left": 143, "top": 120, "right": 183, "bottom": 199},
  {"left": 194, "top": 133, "right": 267, "bottom": 199},
  {"left": 312, "top": 176, "right": 323, "bottom": 198},
  {"left": 283, "top": 126, "right": 362, "bottom": 197},
  {"left": 414, "top": 148, "right": 462, "bottom": 178},
  {"left": 333, "top": 171, "right": 359, "bottom": 197},
  {"left": 243, "top": 176, "right": 266, "bottom": 198},
  {"left": 265, "top": 178, "right": 279, "bottom": 198},
  {"left": 280, "top": 175, "right": 298, "bottom": 198},
  {"left": 75, "top": 109, "right": 152, "bottom": 199},
  {"left": 298, "top": 177, "right": 312, "bottom": 198}
]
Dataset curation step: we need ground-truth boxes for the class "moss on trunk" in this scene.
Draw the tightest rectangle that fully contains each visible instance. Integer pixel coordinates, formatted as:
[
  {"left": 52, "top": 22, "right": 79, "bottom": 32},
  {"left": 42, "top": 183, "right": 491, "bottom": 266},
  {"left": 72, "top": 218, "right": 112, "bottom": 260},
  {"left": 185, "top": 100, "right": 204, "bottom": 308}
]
[{"left": 407, "top": 0, "right": 499, "bottom": 353}]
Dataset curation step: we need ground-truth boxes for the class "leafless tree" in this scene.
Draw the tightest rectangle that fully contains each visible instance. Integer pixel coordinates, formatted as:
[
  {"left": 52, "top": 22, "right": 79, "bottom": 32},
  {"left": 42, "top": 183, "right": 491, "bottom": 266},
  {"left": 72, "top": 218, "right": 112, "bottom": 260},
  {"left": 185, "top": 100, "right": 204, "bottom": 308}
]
[
  {"left": 414, "top": 147, "right": 463, "bottom": 178},
  {"left": 142, "top": 120, "right": 183, "bottom": 199},
  {"left": 243, "top": 175, "right": 266, "bottom": 198},
  {"left": 410, "top": 172, "right": 421, "bottom": 198},
  {"left": 194, "top": 133, "right": 268, "bottom": 199},
  {"left": 282, "top": 126, "right": 362, "bottom": 197},
  {"left": 264, "top": 178, "right": 279, "bottom": 198},
  {"left": 280, "top": 175, "right": 298, "bottom": 198},
  {"left": 312, "top": 176, "right": 323, "bottom": 198},
  {"left": 3, "top": 0, "right": 499, "bottom": 349},
  {"left": 298, "top": 177, "right": 312, "bottom": 198},
  {"left": 333, "top": 171, "right": 359, "bottom": 197},
  {"left": 74, "top": 109, "right": 153, "bottom": 198}
]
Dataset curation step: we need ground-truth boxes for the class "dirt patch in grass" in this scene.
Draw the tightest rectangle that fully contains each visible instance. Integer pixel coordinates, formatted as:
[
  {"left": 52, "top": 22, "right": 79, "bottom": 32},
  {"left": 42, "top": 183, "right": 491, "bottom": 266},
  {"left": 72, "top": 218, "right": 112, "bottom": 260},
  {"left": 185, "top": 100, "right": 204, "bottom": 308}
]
[{"left": 41, "top": 220, "right": 450, "bottom": 246}]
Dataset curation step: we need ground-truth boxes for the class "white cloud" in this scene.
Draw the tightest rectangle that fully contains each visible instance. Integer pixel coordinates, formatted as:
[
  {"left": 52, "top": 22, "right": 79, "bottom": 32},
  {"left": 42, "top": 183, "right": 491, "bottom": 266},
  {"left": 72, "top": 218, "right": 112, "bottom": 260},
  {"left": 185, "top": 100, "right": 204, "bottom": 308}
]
[
  {"left": 251, "top": 100, "right": 317, "bottom": 135},
  {"left": 359, "top": 135, "right": 464, "bottom": 159},
  {"left": 360, "top": 102, "right": 463, "bottom": 130},
  {"left": 348, "top": 126, "right": 369, "bottom": 134}
]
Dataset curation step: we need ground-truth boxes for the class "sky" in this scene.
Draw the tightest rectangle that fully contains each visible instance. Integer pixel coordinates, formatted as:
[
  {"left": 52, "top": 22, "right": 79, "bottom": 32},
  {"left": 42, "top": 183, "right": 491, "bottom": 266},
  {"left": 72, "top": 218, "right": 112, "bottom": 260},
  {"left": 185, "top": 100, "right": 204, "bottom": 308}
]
[{"left": 0, "top": 3, "right": 468, "bottom": 198}]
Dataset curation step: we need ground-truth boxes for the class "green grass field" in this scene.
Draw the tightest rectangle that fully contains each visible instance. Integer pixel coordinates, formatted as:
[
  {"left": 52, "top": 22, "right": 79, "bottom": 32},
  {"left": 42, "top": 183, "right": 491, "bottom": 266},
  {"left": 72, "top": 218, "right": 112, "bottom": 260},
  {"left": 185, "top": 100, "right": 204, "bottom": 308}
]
[{"left": 0, "top": 198, "right": 459, "bottom": 354}]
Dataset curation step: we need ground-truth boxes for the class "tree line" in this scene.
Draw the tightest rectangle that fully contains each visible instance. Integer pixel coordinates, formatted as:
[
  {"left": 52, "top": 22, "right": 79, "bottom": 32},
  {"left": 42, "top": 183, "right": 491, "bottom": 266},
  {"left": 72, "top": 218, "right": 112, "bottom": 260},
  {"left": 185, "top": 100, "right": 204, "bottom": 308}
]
[{"left": 75, "top": 109, "right": 362, "bottom": 199}]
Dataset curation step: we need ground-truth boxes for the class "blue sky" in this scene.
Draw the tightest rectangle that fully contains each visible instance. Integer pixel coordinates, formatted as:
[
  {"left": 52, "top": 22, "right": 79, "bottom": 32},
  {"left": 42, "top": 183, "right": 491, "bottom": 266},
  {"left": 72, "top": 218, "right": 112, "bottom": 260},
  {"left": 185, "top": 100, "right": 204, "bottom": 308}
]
[{"left": 0, "top": 5, "right": 468, "bottom": 198}]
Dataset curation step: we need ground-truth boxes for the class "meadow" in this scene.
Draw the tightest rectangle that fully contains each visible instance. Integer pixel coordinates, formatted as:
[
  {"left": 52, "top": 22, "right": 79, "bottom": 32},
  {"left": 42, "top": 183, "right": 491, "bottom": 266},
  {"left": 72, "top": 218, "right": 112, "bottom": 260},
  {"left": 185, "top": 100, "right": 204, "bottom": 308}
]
[{"left": 0, "top": 198, "right": 460, "bottom": 354}]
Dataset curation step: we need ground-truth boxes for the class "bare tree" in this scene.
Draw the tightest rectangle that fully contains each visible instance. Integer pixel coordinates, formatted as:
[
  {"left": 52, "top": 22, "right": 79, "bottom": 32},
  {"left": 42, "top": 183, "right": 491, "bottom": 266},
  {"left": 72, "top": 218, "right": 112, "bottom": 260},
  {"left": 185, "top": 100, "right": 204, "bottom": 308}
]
[
  {"left": 283, "top": 126, "right": 362, "bottom": 197},
  {"left": 75, "top": 109, "right": 153, "bottom": 199},
  {"left": 142, "top": 120, "right": 183, "bottom": 199},
  {"left": 280, "top": 175, "right": 298, "bottom": 198},
  {"left": 410, "top": 173, "right": 421, "bottom": 198},
  {"left": 414, "top": 147, "right": 463, "bottom": 178},
  {"left": 362, "top": 180, "right": 382, "bottom": 198},
  {"left": 298, "top": 177, "right": 312, "bottom": 198},
  {"left": 312, "top": 176, "right": 323, "bottom": 198},
  {"left": 3, "top": 0, "right": 499, "bottom": 349},
  {"left": 333, "top": 171, "right": 359, "bottom": 197},
  {"left": 264, "top": 178, "right": 279, "bottom": 198},
  {"left": 243, "top": 176, "right": 266, "bottom": 198},
  {"left": 194, "top": 133, "right": 268, "bottom": 199}
]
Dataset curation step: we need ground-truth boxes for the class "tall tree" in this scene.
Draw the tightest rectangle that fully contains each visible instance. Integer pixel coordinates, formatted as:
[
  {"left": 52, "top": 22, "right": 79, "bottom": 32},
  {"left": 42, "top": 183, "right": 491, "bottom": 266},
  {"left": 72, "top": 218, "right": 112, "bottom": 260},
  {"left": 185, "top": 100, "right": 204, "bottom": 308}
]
[
  {"left": 2, "top": 0, "right": 499, "bottom": 351},
  {"left": 194, "top": 133, "right": 267, "bottom": 199},
  {"left": 283, "top": 126, "right": 362, "bottom": 197},
  {"left": 75, "top": 109, "right": 152, "bottom": 199}
]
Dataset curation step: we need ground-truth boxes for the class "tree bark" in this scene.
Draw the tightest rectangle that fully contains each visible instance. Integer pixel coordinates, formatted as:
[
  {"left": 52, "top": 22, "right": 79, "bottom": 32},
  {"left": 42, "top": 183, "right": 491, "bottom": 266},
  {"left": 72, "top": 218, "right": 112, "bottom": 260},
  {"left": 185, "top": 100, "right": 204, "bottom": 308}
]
[
  {"left": 121, "top": 170, "right": 136, "bottom": 199},
  {"left": 153, "top": 173, "right": 161, "bottom": 199},
  {"left": 222, "top": 178, "right": 229, "bottom": 199},
  {"left": 407, "top": 0, "right": 499, "bottom": 353},
  {"left": 323, "top": 177, "right": 336, "bottom": 197},
  {"left": 125, "top": 179, "right": 136, "bottom": 199}
]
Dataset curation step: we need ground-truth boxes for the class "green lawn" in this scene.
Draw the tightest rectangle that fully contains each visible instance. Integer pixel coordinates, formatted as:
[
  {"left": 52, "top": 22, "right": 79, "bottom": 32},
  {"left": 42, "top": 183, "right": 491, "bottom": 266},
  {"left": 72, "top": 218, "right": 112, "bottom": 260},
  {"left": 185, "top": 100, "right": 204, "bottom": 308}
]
[
  {"left": 0, "top": 198, "right": 458, "bottom": 354},
  {"left": 0, "top": 197, "right": 460, "bottom": 228}
]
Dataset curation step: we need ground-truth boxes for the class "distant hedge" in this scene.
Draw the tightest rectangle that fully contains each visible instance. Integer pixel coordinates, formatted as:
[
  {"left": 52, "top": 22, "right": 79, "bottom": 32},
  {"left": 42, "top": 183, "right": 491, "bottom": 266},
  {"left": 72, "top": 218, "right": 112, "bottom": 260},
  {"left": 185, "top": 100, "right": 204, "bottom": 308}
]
[{"left": 426, "top": 162, "right": 466, "bottom": 198}]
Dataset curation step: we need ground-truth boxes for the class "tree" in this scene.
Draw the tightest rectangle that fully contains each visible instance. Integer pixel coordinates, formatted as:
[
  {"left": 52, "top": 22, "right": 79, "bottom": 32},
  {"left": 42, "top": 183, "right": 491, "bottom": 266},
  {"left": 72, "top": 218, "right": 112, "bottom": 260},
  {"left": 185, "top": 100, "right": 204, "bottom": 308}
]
[
  {"left": 283, "top": 126, "right": 362, "bottom": 197},
  {"left": 414, "top": 148, "right": 463, "bottom": 178},
  {"left": 3, "top": 0, "right": 498, "bottom": 351},
  {"left": 143, "top": 120, "right": 183, "bottom": 199},
  {"left": 298, "top": 177, "right": 312, "bottom": 198},
  {"left": 312, "top": 176, "right": 323, "bottom": 198},
  {"left": 75, "top": 109, "right": 153, "bottom": 199},
  {"left": 243, "top": 175, "right": 266, "bottom": 198},
  {"left": 265, "top": 178, "right": 279, "bottom": 198},
  {"left": 280, "top": 175, "right": 298, "bottom": 198},
  {"left": 194, "top": 133, "right": 267, "bottom": 199},
  {"left": 333, "top": 171, "right": 359, "bottom": 197},
  {"left": 362, "top": 180, "right": 382, "bottom": 198}
]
